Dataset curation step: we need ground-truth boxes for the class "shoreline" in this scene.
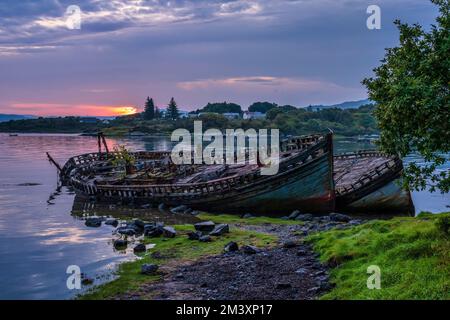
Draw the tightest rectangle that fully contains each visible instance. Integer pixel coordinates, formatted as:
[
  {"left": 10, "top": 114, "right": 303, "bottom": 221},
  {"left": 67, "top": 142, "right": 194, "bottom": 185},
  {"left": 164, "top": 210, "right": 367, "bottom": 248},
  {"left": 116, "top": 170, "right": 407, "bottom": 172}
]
[{"left": 79, "top": 211, "right": 450, "bottom": 300}]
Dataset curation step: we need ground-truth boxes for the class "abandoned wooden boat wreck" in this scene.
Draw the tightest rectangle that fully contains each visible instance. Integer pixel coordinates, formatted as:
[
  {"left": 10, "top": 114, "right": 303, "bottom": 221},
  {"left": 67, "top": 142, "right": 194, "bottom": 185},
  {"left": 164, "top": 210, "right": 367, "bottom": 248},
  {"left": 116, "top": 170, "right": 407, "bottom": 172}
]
[
  {"left": 54, "top": 133, "right": 413, "bottom": 215},
  {"left": 334, "top": 151, "right": 414, "bottom": 214}
]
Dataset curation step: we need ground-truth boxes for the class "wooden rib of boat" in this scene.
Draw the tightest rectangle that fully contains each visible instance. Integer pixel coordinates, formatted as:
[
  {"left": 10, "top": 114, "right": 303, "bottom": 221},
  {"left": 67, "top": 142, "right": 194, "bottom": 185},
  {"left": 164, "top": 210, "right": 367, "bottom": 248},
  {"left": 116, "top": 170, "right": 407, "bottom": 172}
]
[
  {"left": 59, "top": 133, "right": 335, "bottom": 214},
  {"left": 57, "top": 133, "right": 414, "bottom": 214}
]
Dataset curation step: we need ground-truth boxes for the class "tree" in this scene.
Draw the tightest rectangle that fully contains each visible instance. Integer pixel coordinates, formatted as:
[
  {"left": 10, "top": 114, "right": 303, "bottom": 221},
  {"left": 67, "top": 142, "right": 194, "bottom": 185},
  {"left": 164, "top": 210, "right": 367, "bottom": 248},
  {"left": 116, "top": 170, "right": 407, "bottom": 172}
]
[
  {"left": 167, "top": 97, "right": 179, "bottom": 120},
  {"left": 362, "top": 0, "right": 449, "bottom": 193},
  {"left": 248, "top": 102, "right": 277, "bottom": 113},
  {"left": 143, "top": 97, "right": 155, "bottom": 120},
  {"left": 198, "top": 102, "right": 242, "bottom": 114},
  {"left": 154, "top": 107, "right": 161, "bottom": 119}
]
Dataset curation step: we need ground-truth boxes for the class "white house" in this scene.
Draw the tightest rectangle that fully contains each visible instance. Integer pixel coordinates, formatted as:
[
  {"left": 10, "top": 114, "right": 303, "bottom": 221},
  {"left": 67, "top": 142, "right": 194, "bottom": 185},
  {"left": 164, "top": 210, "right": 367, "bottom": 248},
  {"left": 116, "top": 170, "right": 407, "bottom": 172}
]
[
  {"left": 243, "top": 111, "right": 265, "bottom": 120},
  {"left": 222, "top": 112, "right": 241, "bottom": 119}
]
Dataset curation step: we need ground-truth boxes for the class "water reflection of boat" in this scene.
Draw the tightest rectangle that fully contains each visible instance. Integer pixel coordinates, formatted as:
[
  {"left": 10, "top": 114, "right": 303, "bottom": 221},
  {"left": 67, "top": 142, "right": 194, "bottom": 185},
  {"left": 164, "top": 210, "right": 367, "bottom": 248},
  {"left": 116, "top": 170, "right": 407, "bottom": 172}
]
[{"left": 58, "top": 133, "right": 414, "bottom": 215}]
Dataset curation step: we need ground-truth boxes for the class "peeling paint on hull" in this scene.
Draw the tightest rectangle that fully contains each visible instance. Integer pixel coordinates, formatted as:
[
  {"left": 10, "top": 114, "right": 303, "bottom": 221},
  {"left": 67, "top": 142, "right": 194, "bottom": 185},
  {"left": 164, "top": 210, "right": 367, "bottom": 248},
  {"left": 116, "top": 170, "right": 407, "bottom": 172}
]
[{"left": 340, "top": 179, "right": 414, "bottom": 215}]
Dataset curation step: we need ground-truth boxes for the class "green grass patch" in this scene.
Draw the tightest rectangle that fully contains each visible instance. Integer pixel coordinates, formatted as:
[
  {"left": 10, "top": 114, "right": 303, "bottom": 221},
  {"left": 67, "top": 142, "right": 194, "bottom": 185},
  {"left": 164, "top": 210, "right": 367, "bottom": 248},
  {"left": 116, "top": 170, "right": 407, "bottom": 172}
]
[
  {"left": 197, "top": 212, "right": 303, "bottom": 225},
  {"left": 307, "top": 212, "right": 450, "bottom": 300},
  {"left": 80, "top": 224, "right": 277, "bottom": 300}
]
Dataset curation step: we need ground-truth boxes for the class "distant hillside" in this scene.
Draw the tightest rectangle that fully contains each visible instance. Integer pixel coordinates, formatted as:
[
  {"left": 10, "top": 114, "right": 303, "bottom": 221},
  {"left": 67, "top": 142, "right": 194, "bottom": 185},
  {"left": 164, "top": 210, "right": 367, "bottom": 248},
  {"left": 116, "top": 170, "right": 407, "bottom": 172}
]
[
  {"left": 0, "top": 114, "right": 36, "bottom": 122},
  {"left": 308, "top": 99, "right": 373, "bottom": 111}
]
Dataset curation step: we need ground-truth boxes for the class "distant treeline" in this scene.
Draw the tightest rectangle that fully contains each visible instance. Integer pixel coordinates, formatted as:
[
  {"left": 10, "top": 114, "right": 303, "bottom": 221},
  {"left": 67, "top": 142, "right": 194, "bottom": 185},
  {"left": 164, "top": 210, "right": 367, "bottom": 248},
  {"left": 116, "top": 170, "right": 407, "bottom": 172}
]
[{"left": 0, "top": 103, "right": 378, "bottom": 137}]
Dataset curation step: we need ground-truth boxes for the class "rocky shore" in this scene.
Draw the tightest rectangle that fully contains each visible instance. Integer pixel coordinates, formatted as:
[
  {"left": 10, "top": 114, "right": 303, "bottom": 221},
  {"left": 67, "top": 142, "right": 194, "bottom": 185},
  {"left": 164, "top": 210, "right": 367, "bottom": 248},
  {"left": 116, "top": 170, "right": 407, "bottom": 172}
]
[{"left": 80, "top": 207, "right": 363, "bottom": 300}]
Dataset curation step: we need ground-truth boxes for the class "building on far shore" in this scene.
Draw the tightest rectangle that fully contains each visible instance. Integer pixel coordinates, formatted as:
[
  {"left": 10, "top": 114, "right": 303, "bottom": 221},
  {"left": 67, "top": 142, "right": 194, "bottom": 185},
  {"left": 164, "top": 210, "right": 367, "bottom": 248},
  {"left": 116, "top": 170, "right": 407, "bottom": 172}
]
[
  {"left": 243, "top": 111, "right": 265, "bottom": 120},
  {"left": 222, "top": 112, "right": 241, "bottom": 119}
]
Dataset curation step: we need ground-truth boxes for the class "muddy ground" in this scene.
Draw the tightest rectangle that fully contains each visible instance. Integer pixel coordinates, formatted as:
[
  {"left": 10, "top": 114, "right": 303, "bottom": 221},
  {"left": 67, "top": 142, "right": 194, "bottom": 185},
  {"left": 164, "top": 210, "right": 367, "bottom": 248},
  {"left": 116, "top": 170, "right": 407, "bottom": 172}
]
[{"left": 116, "top": 221, "right": 343, "bottom": 300}]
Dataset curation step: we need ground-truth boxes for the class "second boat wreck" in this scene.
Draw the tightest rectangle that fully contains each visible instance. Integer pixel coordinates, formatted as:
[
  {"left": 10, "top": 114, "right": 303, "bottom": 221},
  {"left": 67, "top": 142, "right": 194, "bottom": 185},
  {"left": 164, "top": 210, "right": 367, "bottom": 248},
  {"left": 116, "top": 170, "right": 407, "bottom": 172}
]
[{"left": 53, "top": 133, "right": 414, "bottom": 215}]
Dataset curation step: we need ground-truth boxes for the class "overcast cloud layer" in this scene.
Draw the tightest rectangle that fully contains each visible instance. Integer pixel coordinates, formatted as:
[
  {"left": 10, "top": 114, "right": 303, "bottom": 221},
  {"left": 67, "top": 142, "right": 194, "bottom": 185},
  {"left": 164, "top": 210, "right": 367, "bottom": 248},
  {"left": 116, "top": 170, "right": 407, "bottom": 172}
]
[{"left": 0, "top": 0, "right": 440, "bottom": 115}]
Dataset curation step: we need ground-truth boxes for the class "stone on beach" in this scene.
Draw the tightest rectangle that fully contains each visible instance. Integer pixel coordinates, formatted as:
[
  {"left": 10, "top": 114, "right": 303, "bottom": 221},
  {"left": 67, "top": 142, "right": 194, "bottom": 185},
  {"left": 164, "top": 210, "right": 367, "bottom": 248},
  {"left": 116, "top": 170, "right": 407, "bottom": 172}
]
[
  {"left": 330, "top": 213, "right": 351, "bottom": 222},
  {"left": 187, "top": 231, "right": 202, "bottom": 240},
  {"left": 104, "top": 218, "right": 118, "bottom": 227},
  {"left": 113, "top": 239, "right": 128, "bottom": 249},
  {"left": 194, "top": 221, "right": 215, "bottom": 232},
  {"left": 283, "top": 240, "right": 297, "bottom": 248},
  {"left": 85, "top": 216, "right": 102, "bottom": 227},
  {"left": 162, "top": 226, "right": 176, "bottom": 238},
  {"left": 170, "top": 205, "right": 189, "bottom": 214},
  {"left": 145, "top": 226, "right": 164, "bottom": 238},
  {"left": 224, "top": 241, "right": 239, "bottom": 252},
  {"left": 241, "top": 245, "right": 259, "bottom": 254},
  {"left": 209, "top": 224, "right": 229, "bottom": 236},
  {"left": 116, "top": 227, "right": 136, "bottom": 236},
  {"left": 141, "top": 264, "right": 159, "bottom": 275},
  {"left": 295, "top": 213, "right": 313, "bottom": 221},
  {"left": 288, "top": 210, "right": 300, "bottom": 220},
  {"left": 199, "top": 235, "right": 212, "bottom": 242},
  {"left": 133, "top": 243, "right": 146, "bottom": 253}
]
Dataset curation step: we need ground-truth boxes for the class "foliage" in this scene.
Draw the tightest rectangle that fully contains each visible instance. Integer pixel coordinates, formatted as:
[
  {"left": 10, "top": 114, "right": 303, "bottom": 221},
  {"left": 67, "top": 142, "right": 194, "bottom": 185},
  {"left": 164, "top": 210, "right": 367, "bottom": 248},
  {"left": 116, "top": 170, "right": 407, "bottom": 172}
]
[
  {"left": 362, "top": 0, "right": 450, "bottom": 193},
  {"left": 195, "top": 101, "right": 242, "bottom": 114},
  {"left": 143, "top": 97, "right": 155, "bottom": 120},
  {"left": 166, "top": 97, "right": 179, "bottom": 120},
  {"left": 248, "top": 101, "right": 277, "bottom": 113},
  {"left": 435, "top": 215, "right": 450, "bottom": 237},
  {"left": 111, "top": 145, "right": 135, "bottom": 167},
  {"left": 307, "top": 212, "right": 450, "bottom": 300}
]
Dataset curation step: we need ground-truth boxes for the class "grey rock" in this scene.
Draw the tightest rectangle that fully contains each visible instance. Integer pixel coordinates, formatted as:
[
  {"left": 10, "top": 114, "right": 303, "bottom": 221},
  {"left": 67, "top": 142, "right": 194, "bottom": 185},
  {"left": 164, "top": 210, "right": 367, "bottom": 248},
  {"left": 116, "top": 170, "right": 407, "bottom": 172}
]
[
  {"left": 145, "top": 226, "right": 163, "bottom": 237},
  {"left": 170, "top": 205, "right": 189, "bottom": 214},
  {"left": 295, "top": 267, "right": 308, "bottom": 274},
  {"left": 132, "top": 219, "right": 146, "bottom": 230},
  {"left": 288, "top": 210, "right": 300, "bottom": 220},
  {"left": 190, "top": 210, "right": 200, "bottom": 216},
  {"left": 133, "top": 243, "right": 146, "bottom": 253},
  {"left": 241, "top": 213, "right": 254, "bottom": 219},
  {"left": 283, "top": 240, "right": 297, "bottom": 248},
  {"left": 187, "top": 231, "right": 202, "bottom": 240},
  {"left": 113, "top": 239, "right": 128, "bottom": 249},
  {"left": 330, "top": 213, "right": 351, "bottom": 222},
  {"left": 141, "top": 264, "right": 159, "bottom": 275},
  {"left": 199, "top": 235, "right": 212, "bottom": 242},
  {"left": 158, "top": 203, "right": 167, "bottom": 211},
  {"left": 85, "top": 216, "right": 102, "bottom": 227},
  {"left": 295, "top": 213, "right": 313, "bottom": 221},
  {"left": 209, "top": 224, "right": 229, "bottom": 236},
  {"left": 116, "top": 227, "right": 136, "bottom": 236},
  {"left": 162, "top": 226, "right": 176, "bottom": 238},
  {"left": 241, "top": 245, "right": 259, "bottom": 254},
  {"left": 224, "top": 241, "right": 239, "bottom": 252},
  {"left": 104, "top": 218, "right": 118, "bottom": 227},
  {"left": 194, "top": 221, "right": 215, "bottom": 232}
]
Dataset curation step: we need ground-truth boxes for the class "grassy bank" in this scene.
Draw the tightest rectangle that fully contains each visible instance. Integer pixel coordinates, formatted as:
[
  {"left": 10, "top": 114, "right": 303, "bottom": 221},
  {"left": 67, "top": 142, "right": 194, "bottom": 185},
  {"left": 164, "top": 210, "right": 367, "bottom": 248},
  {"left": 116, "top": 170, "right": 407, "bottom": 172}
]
[
  {"left": 80, "top": 223, "right": 277, "bottom": 299},
  {"left": 307, "top": 212, "right": 450, "bottom": 300},
  {"left": 197, "top": 213, "right": 304, "bottom": 225}
]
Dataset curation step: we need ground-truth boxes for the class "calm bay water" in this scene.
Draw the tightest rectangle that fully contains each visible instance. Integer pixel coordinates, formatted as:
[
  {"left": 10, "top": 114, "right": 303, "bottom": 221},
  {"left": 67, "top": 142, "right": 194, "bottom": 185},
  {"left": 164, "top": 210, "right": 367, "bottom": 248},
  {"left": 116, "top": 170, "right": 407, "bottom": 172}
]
[{"left": 0, "top": 133, "right": 448, "bottom": 299}]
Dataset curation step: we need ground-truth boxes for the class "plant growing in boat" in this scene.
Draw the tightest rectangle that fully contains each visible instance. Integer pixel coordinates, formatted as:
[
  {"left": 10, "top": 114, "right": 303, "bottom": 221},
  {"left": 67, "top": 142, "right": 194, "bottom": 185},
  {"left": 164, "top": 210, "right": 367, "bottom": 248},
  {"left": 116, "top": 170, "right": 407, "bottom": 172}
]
[{"left": 111, "top": 145, "right": 136, "bottom": 175}]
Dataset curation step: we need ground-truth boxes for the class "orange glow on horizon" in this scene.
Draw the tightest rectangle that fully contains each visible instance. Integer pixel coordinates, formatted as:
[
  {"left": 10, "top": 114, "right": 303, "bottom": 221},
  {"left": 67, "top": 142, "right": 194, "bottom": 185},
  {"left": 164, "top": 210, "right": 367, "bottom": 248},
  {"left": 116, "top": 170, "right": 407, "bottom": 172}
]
[{"left": 6, "top": 103, "right": 139, "bottom": 117}]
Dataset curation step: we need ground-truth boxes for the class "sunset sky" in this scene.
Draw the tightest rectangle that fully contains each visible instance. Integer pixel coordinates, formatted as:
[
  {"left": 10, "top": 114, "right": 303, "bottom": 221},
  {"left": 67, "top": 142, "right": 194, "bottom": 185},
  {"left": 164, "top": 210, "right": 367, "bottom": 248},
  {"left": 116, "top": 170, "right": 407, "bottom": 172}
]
[{"left": 0, "top": 0, "right": 440, "bottom": 116}]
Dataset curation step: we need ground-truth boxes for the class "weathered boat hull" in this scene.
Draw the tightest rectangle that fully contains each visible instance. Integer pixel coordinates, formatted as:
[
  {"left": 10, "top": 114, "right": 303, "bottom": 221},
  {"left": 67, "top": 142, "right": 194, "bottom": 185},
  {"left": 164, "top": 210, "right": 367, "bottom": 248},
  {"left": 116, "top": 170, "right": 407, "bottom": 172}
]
[
  {"left": 338, "top": 178, "right": 414, "bottom": 215},
  {"left": 334, "top": 152, "right": 414, "bottom": 215},
  {"left": 63, "top": 133, "right": 335, "bottom": 214},
  {"left": 187, "top": 154, "right": 335, "bottom": 214}
]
